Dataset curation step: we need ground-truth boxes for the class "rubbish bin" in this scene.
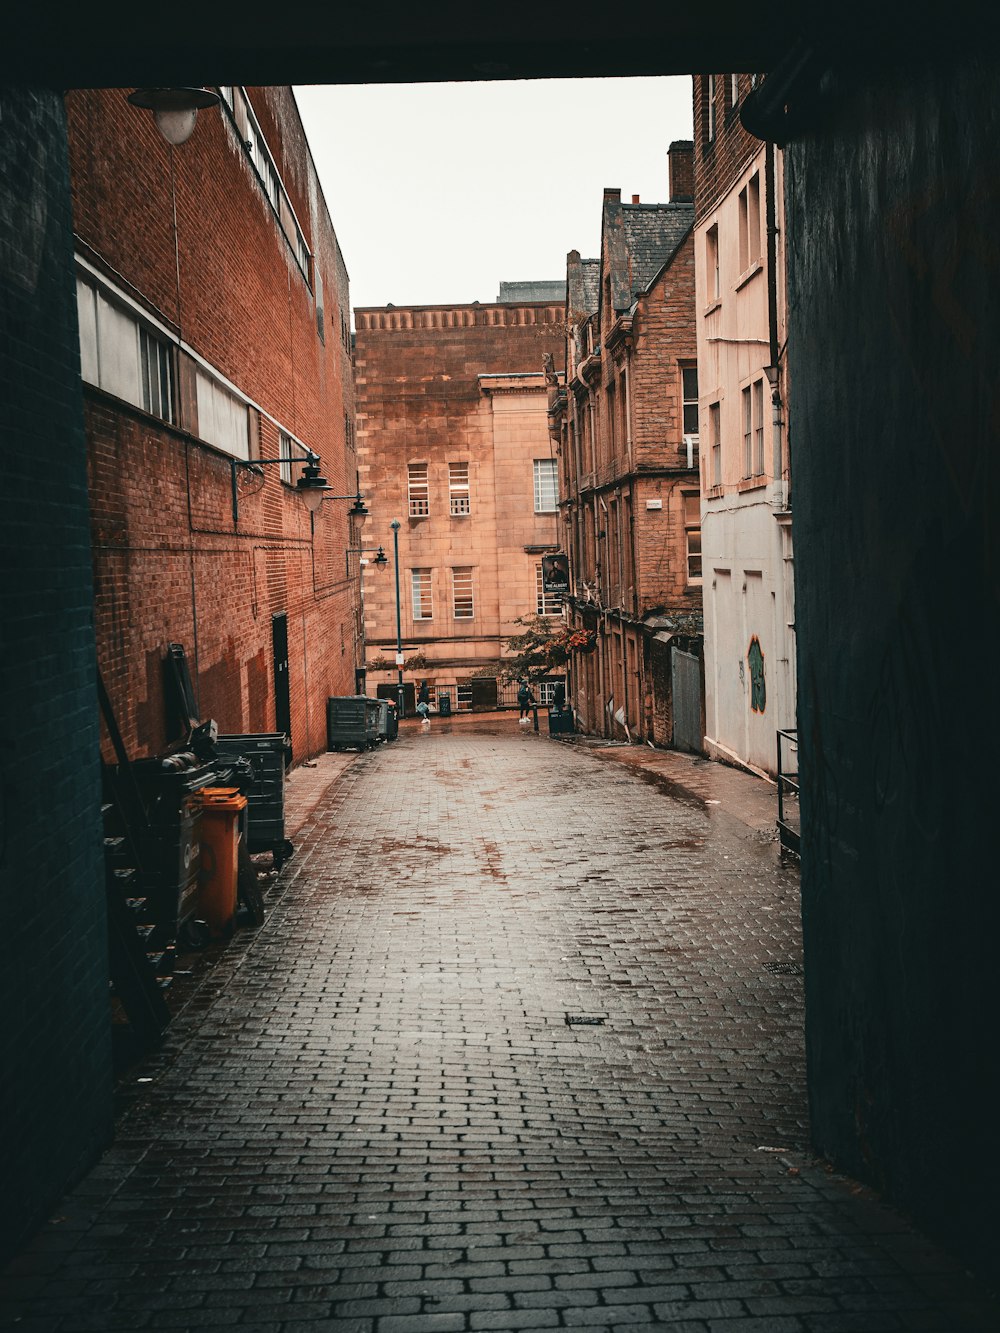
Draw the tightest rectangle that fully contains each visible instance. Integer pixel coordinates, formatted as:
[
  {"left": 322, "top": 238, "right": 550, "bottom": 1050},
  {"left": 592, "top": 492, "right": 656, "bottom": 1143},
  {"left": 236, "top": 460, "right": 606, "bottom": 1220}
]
[
  {"left": 190, "top": 787, "right": 246, "bottom": 937},
  {"left": 438, "top": 691, "right": 452, "bottom": 717},
  {"left": 328, "top": 695, "right": 378, "bottom": 751},
  {"left": 547, "top": 708, "right": 575, "bottom": 736},
  {"left": 214, "top": 733, "right": 292, "bottom": 868}
]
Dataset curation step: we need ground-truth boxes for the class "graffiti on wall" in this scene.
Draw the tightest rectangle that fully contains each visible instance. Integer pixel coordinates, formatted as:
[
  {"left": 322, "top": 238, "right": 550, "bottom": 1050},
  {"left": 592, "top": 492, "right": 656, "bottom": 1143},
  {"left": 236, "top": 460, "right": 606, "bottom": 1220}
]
[{"left": 747, "top": 635, "right": 766, "bottom": 713}]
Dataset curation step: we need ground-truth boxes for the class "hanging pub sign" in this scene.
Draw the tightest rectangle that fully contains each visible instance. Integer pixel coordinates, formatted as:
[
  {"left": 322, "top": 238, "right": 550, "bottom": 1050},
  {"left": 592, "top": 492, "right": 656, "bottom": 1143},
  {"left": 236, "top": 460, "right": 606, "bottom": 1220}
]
[{"left": 541, "top": 553, "right": 570, "bottom": 595}]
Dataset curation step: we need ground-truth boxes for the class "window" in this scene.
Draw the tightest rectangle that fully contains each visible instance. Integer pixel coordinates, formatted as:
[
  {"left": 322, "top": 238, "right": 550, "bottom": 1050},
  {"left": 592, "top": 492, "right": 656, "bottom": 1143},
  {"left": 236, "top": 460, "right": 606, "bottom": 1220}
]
[
  {"left": 315, "top": 269, "right": 325, "bottom": 344},
  {"left": 536, "top": 565, "right": 562, "bottom": 616},
  {"left": 706, "top": 225, "right": 720, "bottom": 302},
  {"left": 742, "top": 385, "right": 753, "bottom": 478},
  {"left": 753, "top": 379, "right": 766, "bottom": 476},
  {"left": 138, "top": 327, "right": 174, "bottom": 422},
  {"left": 411, "top": 569, "right": 433, "bottom": 620},
  {"left": 408, "top": 463, "right": 429, "bottom": 517},
  {"left": 606, "top": 380, "right": 617, "bottom": 450},
  {"left": 452, "top": 567, "right": 474, "bottom": 619},
  {"left": 228, "top": 87, "right": 311, "bottom": 285},
  {"left": 195, "top": 370, "right": 251, "bottom": 459},
  {"left": 739, "top": 172, "right": 762, "bottom": 273},
  {"left": 279, "top": 431, "right": 310, "bottom": 486},
  {"left": 710, "top": 402, "right": 722, "bottom": 487},
  {"left": 533, "top": 458, "right": 559, "bottom": 513},
  {"left": 729, "top": 73, "right": 740, "bottom": 110},
  {"left": 682, "top": 365, "right": 698, "bottom": 458},
  {"left": 77, "top": 277, "right": 175, "bottom": 424},
  {"left": 683, "top": 492, "right": 702, "bottom": 584},
  {"left": 449, "top": 462, "right": 470, "bottom": 515},
  {"left": 707, "top": 74, "right": 716, "bottom": 142}
]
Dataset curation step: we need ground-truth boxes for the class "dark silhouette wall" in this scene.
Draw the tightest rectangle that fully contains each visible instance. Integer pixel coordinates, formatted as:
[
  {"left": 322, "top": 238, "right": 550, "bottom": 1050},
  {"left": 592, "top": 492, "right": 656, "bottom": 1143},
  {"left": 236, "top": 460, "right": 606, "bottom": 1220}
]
[
  {"left": 0, "top": 89, "right": 111, "bottom": 1255},
  {"left": 786, "top": 57, "right": 1000, "bottom": 1282}
]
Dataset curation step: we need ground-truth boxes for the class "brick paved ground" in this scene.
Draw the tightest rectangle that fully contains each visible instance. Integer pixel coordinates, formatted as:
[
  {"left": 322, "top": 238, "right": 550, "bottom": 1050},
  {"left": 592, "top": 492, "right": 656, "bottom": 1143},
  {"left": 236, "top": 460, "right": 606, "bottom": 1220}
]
[{"left": 2, "top": 716, "right": 997, "bottom": 1331}]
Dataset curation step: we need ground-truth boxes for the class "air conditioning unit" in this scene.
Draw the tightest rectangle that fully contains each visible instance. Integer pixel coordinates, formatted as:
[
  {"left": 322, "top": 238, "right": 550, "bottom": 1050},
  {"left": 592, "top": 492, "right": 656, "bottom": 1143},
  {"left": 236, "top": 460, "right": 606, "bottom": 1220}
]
[{"left": 682, "top": 434, "right": 700, "bottom": 468}]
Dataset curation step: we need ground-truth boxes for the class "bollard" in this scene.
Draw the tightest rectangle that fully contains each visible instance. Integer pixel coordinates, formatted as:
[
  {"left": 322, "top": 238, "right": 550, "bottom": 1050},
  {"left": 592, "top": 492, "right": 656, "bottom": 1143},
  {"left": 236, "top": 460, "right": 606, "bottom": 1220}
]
[{"left": 532, "top": 705, "right": 539, "bottom": 733}]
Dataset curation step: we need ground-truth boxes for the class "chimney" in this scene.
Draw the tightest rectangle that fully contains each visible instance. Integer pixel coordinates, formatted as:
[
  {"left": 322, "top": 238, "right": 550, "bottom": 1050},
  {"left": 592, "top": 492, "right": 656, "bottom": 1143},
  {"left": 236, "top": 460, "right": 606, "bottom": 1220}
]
[
  {"left": 603, "top": 187, "right": 621, "bottom": 203},
  {"left": 631, "top": 194, "right": 640, "bottom": 205},
  {"left": 668, "top": 140, "right": 694, "bottom": 204}
]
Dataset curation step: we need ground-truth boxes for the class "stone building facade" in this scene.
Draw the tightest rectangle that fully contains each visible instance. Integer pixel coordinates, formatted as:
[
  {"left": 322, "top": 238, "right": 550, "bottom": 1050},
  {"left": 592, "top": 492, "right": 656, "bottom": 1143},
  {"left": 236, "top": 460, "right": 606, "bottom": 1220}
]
[
  {"left": 693, "top": 73, "right": 794, "bottom": 776},
  {"left": 67, "top": 86, "right": 359, "bottom": 763},
  {"left": 354, "top": 298, "right": 566, "bottom": 712},
  {"left": 554, "top": 144, "right": 701, "bottom": 743}
]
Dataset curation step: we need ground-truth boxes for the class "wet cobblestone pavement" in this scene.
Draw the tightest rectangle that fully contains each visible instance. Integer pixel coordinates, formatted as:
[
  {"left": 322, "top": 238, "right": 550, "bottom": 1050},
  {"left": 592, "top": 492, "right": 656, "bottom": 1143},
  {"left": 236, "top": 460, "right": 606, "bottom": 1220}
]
[{"left": 3, "top": 718, "right": 997, "bottom": 1331}]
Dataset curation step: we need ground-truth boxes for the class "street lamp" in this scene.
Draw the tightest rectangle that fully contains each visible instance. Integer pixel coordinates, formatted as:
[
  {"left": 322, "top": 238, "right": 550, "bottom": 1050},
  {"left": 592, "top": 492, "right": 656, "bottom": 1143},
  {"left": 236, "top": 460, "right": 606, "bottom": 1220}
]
[
  {"left": 391, "top": 519, "right": 405, "bottom": 718},
  {"left": 229, "top": 451, "right": 366, "bottom": 527},
  {"left": 126, "top": 87, "right": 221, "bottom": 146}
]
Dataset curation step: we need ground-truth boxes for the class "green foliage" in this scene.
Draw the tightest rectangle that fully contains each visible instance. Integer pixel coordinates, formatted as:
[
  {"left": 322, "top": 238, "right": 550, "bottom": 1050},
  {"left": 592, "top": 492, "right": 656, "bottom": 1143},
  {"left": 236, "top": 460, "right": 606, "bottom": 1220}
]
[{"left": 500, "top": 616, "right": 596, "bottom": 683}]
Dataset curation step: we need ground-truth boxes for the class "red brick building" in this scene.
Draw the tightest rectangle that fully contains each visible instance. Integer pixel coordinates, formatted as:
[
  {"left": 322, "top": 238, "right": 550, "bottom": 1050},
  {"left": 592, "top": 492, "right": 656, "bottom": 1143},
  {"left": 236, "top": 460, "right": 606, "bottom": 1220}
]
[
  {"left": 354, "top": 296, "right": 566, "bottom": 713},
  {"left": 554, "top": 143, "right": 702, "bottom": 743},
  {"left": 66, "top": 86, "right": 359, "bottom": 762}
]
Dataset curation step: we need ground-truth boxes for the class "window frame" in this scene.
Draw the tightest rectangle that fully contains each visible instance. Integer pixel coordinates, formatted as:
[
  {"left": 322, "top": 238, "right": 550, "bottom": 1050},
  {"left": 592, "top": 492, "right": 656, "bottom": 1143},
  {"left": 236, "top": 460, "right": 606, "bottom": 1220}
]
[
  {"left": 753, "top": 378, "right": 766, "bottom": 476},
  {"left": 410, "top": 568, "right": 433, "bottom": 621},
  {"left": 533, "top": 457, "right": 559, "bottom": 514},
  {"left": 706, "top": 224, "right": 720, "bottom": 302},
  {"left": 407, "top": 462, "right": 430, "bottom": 517},
  {"left": 710, "top": 401, "right": 722, "bottom": 488},
  {"left": 451, "top": 567, "right": 475, "bottom": 620},
  {"left": 535, "top": 564, "right": 562, "bottom": 616},
  {"left": 448, "top": 461, "right": 471, "bottom": 516},
  {"left": 683, "top": 491, "right": 703, "bottom": 585}
]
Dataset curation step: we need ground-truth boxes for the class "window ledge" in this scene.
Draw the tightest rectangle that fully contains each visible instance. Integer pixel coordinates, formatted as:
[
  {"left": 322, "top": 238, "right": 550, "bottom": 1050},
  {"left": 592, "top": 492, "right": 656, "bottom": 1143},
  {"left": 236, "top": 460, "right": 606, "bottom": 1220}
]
[
  {"left": 705, "top": 484, "right": 725, "bottom": 500},
  {"left": 738, "top": 475, "right": 768, "bottom": 492},
  {"left": 702, "top": 298, "right": 722, "bottom": 317},
  {"left": 736, "top": 260, "right": 764, "bottom": 292}
]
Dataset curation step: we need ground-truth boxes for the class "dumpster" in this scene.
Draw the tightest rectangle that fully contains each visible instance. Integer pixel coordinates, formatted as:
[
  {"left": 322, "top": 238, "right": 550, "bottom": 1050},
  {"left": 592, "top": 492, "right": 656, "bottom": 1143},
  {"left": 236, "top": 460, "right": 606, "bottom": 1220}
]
[
  {"left": 371, "top": 697, "right": 398, "bottom": 741},
  {"left": 190, "top": 787, "right": 246, "bottom": 936},
  {"left": 438, "top": 690, "right": 452, "bottom": 717},
  {"left": 328, "top": 695, "right": 378, "bottom": 751},
  {"left": 214, "top": 733, "right": 293, "bottom": 868},
  {"left": 547, "top": 708, "right": 575, "bottom": 736}
]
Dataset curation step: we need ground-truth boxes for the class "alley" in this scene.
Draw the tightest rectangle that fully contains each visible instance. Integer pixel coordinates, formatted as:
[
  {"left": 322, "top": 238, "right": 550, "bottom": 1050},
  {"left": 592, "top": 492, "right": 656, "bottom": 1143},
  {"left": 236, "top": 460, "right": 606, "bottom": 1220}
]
[{"left": 2, "top": 721, "right": 996, "bottom": 1332}]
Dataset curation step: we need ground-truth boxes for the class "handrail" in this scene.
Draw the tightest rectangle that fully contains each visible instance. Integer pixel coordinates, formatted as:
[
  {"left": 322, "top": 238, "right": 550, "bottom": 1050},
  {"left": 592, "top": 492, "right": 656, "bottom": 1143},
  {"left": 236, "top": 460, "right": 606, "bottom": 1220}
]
[{"left": 776, "top": 727, "right": 800, "bottom": 854}]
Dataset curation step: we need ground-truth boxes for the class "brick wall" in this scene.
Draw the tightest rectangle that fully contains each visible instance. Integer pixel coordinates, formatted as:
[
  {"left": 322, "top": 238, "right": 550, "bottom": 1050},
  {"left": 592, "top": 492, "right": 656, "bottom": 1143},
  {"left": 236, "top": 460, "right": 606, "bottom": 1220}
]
[
  {"left": 693, "top": 73, "right": 761, "bottom": 224},
  {"left": 0, "top": 89, "right": 111, "bottom": 1259},
  {"left": 67, "top": 88, "right": 357, "bottom": 761}
]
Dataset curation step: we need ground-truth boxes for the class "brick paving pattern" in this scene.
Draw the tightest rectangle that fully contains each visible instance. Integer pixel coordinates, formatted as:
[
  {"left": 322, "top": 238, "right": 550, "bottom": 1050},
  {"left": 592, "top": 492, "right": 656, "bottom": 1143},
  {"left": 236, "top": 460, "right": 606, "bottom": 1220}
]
[{"left": 2, "top": 718, "right": 996, "bottom": 1331}]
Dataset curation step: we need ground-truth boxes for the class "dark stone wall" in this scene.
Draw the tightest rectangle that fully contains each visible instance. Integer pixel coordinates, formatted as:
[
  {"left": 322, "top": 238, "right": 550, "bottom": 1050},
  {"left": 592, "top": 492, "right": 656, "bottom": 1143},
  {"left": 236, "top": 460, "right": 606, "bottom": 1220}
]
[
  {"left": 786, "top": 59, "right": 1000, "bottom": 1282},
  {"left": 0, "top": 89, "right": 111, "bottom": 1257}
]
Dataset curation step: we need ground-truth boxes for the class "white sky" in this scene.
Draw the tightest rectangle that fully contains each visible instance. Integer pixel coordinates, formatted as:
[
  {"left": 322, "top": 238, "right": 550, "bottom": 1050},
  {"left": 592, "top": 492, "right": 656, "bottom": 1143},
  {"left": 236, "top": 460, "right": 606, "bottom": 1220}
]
[{"left": 294, "top": 77, "right": 693, "bottom": 316}]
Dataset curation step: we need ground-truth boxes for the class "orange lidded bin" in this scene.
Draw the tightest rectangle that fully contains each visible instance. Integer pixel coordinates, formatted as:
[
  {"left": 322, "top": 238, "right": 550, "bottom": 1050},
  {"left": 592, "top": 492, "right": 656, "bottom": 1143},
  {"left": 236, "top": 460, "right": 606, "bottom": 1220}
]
[{"left": 191, "top": 787, "right": 247, "bottom": 937}]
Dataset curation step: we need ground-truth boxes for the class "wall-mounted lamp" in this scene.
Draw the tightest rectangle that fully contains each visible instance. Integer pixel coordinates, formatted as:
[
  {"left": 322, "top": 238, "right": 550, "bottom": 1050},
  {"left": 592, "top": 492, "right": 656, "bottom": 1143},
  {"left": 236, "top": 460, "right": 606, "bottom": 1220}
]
[
  {"left": 126, "top": 87, "right": 221, "bottom": 146},
  {"left": 345, "top": 545, "right": 387, "bottom": 576},
  {"left": 230, "top": 451, "right": 366, "bottom": 527}
]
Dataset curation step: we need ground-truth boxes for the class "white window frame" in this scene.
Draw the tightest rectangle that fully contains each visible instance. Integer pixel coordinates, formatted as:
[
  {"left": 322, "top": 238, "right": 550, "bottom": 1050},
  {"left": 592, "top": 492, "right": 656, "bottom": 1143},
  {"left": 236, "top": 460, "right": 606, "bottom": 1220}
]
[
  {"left": 449, "top": 462, "right": 470, "bottom": 515},
  {"left": 710, "top": 401, "right": 722, "bottom": 487},
  {"left": 707, "top": 74, "right": 717, "bottom": 142},
  {"left": 411, "top": 569, "right": 433, "bottom": 620},
  {"left": 739, "top": 172, "right": 762, "bottom": 273},
  {"left": 533, "top": 458, "right": 559, "bottom": 513},
  {"left": 408, "top": 463, "right": 429, "bottom": 517},
  {"left": 753, "top": 378, "right": 766, "bottom": 476},
  {"left": 279, "top": 430, "right": 310, "bottom": 486},
  {"left": 683, "top": 492, "right": 702, "bottom": 584},
  {"left": 77, "top": 276, "right": 176, "bottom": 425},
  {"left": 452, "top": 567, "right": 475, "bottom": 619}
]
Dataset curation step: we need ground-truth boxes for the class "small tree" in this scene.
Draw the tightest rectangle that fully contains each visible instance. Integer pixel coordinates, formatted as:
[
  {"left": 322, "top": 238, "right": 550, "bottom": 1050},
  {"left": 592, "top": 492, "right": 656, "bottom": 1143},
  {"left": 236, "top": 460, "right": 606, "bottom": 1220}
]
[{"left": 501, "top": 616, "right": 571, "bottom": 683}]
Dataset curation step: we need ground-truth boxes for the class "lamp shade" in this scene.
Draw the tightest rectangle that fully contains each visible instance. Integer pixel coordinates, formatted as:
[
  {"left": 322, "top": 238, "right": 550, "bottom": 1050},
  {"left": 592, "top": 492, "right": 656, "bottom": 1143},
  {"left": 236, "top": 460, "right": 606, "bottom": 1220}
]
[{"left": 127, "top": 88, "right": 221, "bottom": 146}]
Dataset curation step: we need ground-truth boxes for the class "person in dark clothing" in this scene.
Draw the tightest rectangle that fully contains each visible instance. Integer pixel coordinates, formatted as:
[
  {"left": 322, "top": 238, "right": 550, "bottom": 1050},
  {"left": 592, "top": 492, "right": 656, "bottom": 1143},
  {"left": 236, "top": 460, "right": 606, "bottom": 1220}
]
[
  {"left": 517, "top": 680, "right": 536, "bottom": 723},
  {"left": 552, "top": 681, "right": 566, "bottom": 712},
  {"left": 416, "top": 680, "right": 431, "bottom": 724}
]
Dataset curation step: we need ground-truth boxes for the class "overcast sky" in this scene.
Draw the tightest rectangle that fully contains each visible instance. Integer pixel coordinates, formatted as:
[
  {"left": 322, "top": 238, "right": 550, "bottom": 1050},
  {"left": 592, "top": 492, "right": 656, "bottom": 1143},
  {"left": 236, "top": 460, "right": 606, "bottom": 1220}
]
[{"left": 294, "top": 78, "right": 693, "bottom": 316}]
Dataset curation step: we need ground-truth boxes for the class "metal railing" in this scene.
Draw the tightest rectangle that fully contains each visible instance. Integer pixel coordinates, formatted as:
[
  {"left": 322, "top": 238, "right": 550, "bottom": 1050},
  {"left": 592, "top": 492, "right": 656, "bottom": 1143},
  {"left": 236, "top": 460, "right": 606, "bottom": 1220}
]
[{"left": 776, "top": 727, "right": 800, "bottom": 854}]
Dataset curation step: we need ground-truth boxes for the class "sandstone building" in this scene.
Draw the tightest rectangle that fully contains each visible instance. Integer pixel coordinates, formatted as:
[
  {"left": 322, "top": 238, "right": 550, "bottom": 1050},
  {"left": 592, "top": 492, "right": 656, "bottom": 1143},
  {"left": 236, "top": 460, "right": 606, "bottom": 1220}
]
[{"left": 354, "top": 294, "right": 566, "bottom": 712}]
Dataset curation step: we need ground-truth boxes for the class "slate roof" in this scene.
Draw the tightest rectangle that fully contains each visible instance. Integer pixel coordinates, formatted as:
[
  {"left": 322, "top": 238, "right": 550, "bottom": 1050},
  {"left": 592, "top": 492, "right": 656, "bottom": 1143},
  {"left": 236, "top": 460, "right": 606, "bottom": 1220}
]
[
  {"left": 579, "top": 259, "right": 601, "bottom": 316},
  {"left": 496, "top": 280, "right": 567, "bottom": 303},
  {"left": 619, "top": 202, "right": 694, "bottom": 303}
]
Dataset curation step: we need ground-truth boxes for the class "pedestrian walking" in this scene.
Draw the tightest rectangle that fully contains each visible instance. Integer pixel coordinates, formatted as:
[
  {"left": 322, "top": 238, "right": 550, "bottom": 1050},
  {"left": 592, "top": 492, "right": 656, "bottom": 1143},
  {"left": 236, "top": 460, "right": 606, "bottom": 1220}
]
[
  {"left": 416, "top": 680, "right": 431, "bottom": 726},
  {"left": 517, "top": 679, "right": 536, "bottom": 724}
]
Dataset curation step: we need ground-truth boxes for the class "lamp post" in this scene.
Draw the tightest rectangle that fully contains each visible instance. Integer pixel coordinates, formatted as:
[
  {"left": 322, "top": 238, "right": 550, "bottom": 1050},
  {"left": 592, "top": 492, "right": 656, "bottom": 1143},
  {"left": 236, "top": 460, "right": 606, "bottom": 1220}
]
[{"left": 391, "top": 519, "right": 405, "bottom": 718}]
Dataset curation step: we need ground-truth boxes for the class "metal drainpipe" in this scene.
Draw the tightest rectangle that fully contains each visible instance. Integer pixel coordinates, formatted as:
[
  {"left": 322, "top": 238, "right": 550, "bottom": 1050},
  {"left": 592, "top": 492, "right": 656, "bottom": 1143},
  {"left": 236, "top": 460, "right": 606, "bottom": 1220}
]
[{"left": 765, "top": 139, "right": 786, "bottom": 506}]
